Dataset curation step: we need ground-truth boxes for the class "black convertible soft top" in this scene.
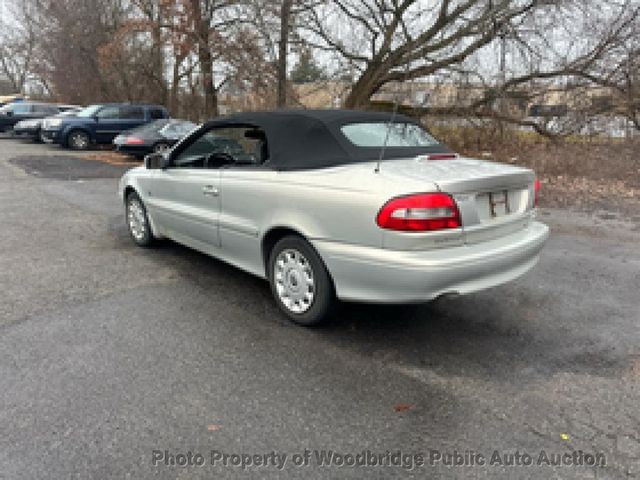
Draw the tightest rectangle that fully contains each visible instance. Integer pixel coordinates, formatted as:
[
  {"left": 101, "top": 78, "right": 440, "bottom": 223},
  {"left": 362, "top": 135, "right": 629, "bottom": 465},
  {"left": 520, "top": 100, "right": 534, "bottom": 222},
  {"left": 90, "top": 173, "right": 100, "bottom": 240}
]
[{"left": 201, "top": 109, "right": 451, "bottom": 171}]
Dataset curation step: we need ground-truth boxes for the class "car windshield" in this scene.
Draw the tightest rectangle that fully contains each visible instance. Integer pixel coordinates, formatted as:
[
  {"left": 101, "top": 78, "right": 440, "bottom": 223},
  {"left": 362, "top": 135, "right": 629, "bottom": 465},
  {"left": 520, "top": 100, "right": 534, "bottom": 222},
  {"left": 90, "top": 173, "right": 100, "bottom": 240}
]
[
  {"left": 76, "top": 105, "right": 103, "bottom": 117},
  {"left": 341, "top": 122, "right": 438, "bottom": 147}
]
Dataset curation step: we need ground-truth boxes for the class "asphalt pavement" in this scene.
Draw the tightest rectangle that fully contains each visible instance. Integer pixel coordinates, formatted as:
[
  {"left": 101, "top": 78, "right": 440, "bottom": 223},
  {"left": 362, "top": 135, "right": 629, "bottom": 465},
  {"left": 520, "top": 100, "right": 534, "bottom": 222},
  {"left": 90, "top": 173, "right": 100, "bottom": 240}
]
[{"left": 0, "top": 137, "right": 639, "bottom": 479}]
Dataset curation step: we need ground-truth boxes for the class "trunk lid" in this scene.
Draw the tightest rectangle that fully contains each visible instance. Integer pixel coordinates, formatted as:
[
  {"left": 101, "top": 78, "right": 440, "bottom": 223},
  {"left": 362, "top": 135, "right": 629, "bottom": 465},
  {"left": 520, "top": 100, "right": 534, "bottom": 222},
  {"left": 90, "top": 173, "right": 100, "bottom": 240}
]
[{"left": 380, "top": 156, "right": 536, "bottom": 247}]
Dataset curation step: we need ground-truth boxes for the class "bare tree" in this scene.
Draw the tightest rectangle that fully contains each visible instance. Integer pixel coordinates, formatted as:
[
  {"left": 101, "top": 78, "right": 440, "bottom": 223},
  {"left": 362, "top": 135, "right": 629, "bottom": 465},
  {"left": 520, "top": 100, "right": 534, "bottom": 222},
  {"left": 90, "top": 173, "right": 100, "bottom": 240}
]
[
  {"left": 277, "top": 0, "right": 294, "bottom": 107},
  {"left": 299, "top": 0, "right": 639, "bottom": 115},
  {"left": 0, "top": 1, "right": 38, "bottom": 93}
]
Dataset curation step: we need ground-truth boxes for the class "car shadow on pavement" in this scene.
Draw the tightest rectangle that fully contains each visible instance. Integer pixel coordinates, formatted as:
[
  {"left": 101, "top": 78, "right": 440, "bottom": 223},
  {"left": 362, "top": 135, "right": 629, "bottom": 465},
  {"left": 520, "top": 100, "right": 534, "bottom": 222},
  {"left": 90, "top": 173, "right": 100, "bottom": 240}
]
[
  {"left": 319, "top": 293, "right": 627, "bottom": 387},
  {"left": 109, "top": 217, "right": 630, "bottom": 389}
]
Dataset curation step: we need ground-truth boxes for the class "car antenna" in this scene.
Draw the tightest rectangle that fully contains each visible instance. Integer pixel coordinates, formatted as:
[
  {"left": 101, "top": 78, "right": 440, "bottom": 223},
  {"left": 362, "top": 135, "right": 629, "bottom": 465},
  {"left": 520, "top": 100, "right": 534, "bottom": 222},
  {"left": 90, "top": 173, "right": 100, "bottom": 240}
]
[
  {"left": 374, "top": 96, "right": 400, "bottom": 174},
  {"left": 375, "top": 63, "right": 410, "bottom": 174}
]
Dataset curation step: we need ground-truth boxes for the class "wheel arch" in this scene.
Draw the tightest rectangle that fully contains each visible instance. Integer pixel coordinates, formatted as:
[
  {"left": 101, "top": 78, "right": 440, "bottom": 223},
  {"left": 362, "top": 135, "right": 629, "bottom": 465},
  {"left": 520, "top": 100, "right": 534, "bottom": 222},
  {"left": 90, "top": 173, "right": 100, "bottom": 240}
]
[
  {"left": 261, "top": 226, "right": 303, "bottom": 276},
  {"left": 123, "top": 184, "right": 163, "bottom": 239},
  {"left": 261, "top": 226, "right": 337, "bottom": 288},
  {"left": 123, "top": 185, "right": 138, "bottom": 203}
]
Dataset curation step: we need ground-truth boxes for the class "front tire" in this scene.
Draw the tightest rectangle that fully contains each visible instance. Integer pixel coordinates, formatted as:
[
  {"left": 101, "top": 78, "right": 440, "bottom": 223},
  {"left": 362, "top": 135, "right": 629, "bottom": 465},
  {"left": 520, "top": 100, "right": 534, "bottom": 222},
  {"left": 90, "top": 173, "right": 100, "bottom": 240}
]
[
  {"left": 268, "top": 235, "right": 336, "bottom": 326},
  {"left": 67, "top": 129, "right": 90, "bottom": 150},
  {"left": 126, "top": 192, "right": 154, "bottom": 247}
]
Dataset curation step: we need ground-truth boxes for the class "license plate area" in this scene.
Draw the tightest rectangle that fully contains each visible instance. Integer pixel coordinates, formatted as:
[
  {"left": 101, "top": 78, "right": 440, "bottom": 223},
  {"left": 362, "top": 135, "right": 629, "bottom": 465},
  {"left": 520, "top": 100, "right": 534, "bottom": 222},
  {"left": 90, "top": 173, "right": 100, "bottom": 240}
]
[{"left": 477, "top": 190, "right": 511, "bottom": 219}]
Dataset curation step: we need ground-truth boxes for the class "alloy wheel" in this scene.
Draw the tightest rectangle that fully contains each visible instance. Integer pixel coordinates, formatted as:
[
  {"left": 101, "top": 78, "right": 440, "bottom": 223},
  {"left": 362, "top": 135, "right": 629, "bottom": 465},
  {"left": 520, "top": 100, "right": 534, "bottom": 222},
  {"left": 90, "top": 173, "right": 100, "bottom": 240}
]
[
  {"left": 127, "top": 198, "right": 147, "bottom": 242},
  {"left": 69, "top": 132, "right": 89, "bottom": 150},
  {"left": 273, "top": 248, "right": 316, "bottom": 314}
]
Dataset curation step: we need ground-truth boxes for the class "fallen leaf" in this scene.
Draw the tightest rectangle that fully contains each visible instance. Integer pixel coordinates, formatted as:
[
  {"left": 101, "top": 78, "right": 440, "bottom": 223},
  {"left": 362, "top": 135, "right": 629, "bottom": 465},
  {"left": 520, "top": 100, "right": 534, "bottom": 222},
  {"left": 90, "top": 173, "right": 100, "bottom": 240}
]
[{"left": 393, "top": 403, "right": 414, "bottom": 412}]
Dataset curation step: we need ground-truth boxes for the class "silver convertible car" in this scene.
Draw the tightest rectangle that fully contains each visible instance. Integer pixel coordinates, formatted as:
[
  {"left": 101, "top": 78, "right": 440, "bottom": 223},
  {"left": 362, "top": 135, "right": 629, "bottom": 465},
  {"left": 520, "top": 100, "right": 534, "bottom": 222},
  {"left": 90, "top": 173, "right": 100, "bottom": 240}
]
[{"left": 119, "top": 110, "right": 548, "bottom": 325}]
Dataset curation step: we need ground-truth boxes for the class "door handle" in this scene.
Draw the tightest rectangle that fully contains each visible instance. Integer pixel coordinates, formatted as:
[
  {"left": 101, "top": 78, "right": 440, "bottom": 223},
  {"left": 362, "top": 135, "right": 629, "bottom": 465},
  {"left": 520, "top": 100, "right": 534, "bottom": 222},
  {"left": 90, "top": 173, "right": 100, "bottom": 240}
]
[{"left": 202, "top": 185, "right": 219, "bottom": 197}]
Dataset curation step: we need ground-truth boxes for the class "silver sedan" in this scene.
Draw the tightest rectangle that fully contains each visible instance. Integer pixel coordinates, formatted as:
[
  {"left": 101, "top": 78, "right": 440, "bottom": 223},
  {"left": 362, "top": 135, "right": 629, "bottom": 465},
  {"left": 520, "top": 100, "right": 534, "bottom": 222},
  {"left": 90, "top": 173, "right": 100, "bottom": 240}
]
[{"left": 119, "top": 110, "right": 548, "bottom": 325}]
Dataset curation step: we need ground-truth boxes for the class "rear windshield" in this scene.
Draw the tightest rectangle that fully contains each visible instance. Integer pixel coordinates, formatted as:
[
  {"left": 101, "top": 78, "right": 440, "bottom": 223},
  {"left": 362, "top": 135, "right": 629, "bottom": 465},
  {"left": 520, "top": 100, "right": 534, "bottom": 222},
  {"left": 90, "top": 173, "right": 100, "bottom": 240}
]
[
  {"left": 163, "top": 120, "right": 197, "bottom": 136},
  {"left": 341, "top": 122, "right": 438, "bottom": 148},
  {"left": 133, "top": 119, "right": 170, "bottom": 132}
]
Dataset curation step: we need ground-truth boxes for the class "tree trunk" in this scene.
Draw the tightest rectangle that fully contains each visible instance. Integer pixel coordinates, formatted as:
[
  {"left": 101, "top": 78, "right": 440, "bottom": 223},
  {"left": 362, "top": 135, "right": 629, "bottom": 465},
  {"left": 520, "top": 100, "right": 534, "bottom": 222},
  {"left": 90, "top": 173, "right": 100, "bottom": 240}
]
[
  {"left": 191, "top": 0, "right": 218, "bottom": 119},
  {"left": 198, "top": 44, "right": 218, "bottom": 118},
  {"left": 170, "top": 54, "right": 183, "bottom": 117},
  {"left": 151, "top": 17, "right": 167, "bottom": 106},
  {"left": 277, "top": 0, "right": 293, "bottom": 108},
  {"left": 343, "top": 64, "right": 385, "bottom": 109}
]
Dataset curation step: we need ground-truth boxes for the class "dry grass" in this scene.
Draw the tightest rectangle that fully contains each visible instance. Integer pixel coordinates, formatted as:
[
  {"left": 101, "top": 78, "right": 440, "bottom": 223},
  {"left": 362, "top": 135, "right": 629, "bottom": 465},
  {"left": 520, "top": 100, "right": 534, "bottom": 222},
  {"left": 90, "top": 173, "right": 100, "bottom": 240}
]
[
  {"left": 433, "top": 125, "right": 640, "bottom": 213},
  {"left": 82, "top": 151, "right": 139, "bottom": 166}
]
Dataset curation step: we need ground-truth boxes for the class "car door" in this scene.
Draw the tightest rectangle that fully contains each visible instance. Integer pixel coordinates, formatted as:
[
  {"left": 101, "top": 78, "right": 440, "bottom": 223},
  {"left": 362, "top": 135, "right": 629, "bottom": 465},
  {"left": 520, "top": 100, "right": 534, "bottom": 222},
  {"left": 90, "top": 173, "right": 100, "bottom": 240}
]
[
  {"left": 216, "top": 126, "right": 276, "bottom": 274},
  {"left": 119, "top": 105, "right": 147, "bottom": 131},
  {"left": 145, "top": 130, "right": 225, "bottom": 249},
  {"left": 94, "top": 105, "right": 122, "bottom": 143},
  {"left": 29, "top": 104, "right": 56, "bottom": 120},
  {"left": 23, "top": 104, "right": 41, "bottom": 121}
]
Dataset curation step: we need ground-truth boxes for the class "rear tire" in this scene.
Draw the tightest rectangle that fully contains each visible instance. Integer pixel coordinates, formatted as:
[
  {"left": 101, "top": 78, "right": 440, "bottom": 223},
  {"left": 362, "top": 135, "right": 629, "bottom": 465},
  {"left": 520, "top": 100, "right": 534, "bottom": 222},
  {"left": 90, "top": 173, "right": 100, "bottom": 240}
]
[
  {"left": 67, "top": 129, "right": 90, "bottom": 150},
  {"left": 126, "top": 191, "right": 154, "bottom": 247},
  {"left": 268, "top": 235, "right": 336, "bottom": 326}
]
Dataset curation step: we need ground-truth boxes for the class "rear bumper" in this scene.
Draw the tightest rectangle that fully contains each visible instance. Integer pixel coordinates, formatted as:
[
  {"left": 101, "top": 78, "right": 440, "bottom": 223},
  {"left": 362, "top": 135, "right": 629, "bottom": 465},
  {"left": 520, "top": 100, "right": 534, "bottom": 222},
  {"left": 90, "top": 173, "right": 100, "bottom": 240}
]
[
  {"left": 115, "top": 144, "right": 152, "bottom": 157},
  {"left": 313, "top": 221, "right": 549, "bottom": 303}
]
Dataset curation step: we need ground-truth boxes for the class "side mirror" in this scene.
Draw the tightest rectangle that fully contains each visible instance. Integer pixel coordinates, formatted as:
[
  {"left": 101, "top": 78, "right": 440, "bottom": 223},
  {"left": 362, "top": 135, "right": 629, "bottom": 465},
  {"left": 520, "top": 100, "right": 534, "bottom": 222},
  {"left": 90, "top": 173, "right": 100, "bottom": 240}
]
[{"left": 144, "top": 152, "right": 170, "bottom": 169}]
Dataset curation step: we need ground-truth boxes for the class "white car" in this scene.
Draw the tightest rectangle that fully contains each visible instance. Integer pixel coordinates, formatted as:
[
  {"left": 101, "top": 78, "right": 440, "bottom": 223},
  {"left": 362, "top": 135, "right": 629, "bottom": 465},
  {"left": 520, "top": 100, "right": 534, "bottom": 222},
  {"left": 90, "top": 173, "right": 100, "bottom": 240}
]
[{"left": 119, "top": 110, "right": 548, "bottom": 325}]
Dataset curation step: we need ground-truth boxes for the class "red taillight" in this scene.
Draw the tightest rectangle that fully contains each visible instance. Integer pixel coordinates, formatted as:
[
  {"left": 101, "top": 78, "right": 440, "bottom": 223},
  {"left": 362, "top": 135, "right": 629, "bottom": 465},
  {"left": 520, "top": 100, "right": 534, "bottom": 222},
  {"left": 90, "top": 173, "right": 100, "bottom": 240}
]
[
  {"left": 533, "top": 178, "right": 541, "bottom": 207},
  {"left": 376, "top": 193, "right": 461, "bottom": 232},
  {"left": 125, "top": 136, "right": 144, "bottom": 145}
]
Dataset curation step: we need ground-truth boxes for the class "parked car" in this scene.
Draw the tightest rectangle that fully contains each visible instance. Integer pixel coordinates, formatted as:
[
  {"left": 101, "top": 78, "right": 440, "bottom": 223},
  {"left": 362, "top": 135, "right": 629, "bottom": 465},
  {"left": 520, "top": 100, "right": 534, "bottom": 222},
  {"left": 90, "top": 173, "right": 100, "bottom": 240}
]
[
  {"left": 14, "top": 106, "right": 83, "bottom": 142},
  {"left": 41, "top": 103, "right": 169, "bottom": 150},
  {"left": 113, "top": 119, "right": 197, "bottom": 159},
  {"left": 119, "top": 110, "right": 549, "bottom": 326},
  {"left": 0, "top": 102, "right": 61, "bottom": 133},
  {"left": 0, "top": 94, "right": 26, "bottom": 107}
]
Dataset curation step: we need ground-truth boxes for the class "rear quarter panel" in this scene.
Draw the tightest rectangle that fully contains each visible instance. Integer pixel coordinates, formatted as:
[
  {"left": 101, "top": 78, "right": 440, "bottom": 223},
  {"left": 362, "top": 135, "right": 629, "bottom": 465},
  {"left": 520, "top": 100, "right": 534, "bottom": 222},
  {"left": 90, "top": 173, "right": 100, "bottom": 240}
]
[{"left": 218, "top": 163, "right": 441, "bottom": 277}]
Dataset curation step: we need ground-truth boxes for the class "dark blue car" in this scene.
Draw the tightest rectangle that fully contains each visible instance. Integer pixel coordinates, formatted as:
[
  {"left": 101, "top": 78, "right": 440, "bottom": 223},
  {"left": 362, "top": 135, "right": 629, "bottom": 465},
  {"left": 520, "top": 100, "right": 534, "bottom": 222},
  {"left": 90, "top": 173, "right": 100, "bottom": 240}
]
[{"left": 41, "top": 103, "right": 168, "bottom": 150}]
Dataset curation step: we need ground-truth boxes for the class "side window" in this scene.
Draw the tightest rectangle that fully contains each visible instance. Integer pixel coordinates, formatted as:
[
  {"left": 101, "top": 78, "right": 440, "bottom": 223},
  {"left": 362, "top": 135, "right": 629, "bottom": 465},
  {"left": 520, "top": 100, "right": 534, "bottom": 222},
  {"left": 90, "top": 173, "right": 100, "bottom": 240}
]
[
  {"left": 33, "top": 105, "right": 57, "bottom": 114},
  {"left": 120, "top": 106, "right": 145, "bottom": 120},
  {"left": 172, "top": 127, "right": 268, "bottom": 169},
  {"left": 149, "top": 108, "right": 165, "bottom": 119},
  {"left": 12, "top": 104, "right": 30, "bottom": 114},
  {"left": 95, "top": 106, "right": 120, "bottom": 119}
]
